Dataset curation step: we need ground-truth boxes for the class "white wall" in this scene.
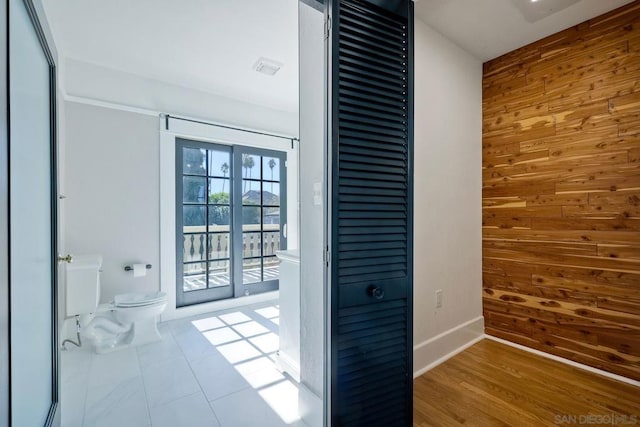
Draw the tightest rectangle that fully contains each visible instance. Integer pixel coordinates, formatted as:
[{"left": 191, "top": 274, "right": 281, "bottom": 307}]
[
  {"left": 413, "top": 18, "right": 484, "bottom": 375},
  {"left": 64, "top": 102, "right": 160, "bottom": 304},
  {"left": 298, "top": 3, "right": 325, "bottom": 424},
  {"left": 64, "top": 59, "right": 298, "bottom": 138}
]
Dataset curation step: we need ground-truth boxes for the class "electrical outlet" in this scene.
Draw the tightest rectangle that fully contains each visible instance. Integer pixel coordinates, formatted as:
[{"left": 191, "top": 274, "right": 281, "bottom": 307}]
[{"left": 435, "top": 289, "right": 443, "bottom": 308}]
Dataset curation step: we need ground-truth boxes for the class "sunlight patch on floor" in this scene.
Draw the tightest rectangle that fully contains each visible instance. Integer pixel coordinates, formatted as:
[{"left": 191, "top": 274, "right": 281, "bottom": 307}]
[
  {"left": 260, "top": 380, "right": 301, "bottom": 424},
  {"left": 219, "top": 311, "right": 252, "bottom": 325},
  {"left": 232, "top": 320, "right": 270, "bottom": 338},
  {"left": 202, "top": 326, "right": 242, "bottom": 346},
  {"left": 188, "top": 304, "right": 301, "bottom": 424}
]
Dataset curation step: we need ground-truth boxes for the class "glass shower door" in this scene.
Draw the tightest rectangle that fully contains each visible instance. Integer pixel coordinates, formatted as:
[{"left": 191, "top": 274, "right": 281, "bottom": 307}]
[{"left": 9, "top": 0, "right": 59, "bottom": 425}]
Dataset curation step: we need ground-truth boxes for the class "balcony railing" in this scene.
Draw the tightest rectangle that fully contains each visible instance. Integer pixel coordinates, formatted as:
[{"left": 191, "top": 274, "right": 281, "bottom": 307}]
[
  {"left": 183, "top": 224, "right": 280, "bottom": 263},
  {"left": 182, "top": 225, "right": 281, "bottom": 290}
]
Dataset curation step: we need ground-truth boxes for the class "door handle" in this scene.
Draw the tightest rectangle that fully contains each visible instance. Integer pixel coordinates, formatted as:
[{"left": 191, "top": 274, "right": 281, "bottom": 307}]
[
  {"left": 368, "top": 286, "right": 385, "bottom": 300},
  {"left": 58, "top": 254, "right": 73, "bottom": 263}
]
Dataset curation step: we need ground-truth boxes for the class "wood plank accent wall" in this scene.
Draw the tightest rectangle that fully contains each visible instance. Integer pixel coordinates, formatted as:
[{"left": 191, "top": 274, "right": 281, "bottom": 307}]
[{"left": 482, "top": 1, "right": 640, "bottom": 380}]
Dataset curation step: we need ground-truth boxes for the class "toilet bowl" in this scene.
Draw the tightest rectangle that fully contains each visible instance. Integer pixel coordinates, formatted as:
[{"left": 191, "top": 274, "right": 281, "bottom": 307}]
[
  {"left": 82, "top": 292, "right": 167, "bottom": 353},
  {"left": 65, "top": 255, "right": 167, "bottom": 353},
  {"left": 112, "top": 292, "right": 167, "bottom": 348}
]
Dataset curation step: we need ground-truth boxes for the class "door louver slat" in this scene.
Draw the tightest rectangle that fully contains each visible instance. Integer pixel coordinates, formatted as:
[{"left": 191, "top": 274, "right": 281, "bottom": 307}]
[
  {"left": 331, "top": 0, "right": 412, "bottom": 424},
  {"left": 339, "top": 105, "right": 407, "bottom": 125},
  {"left": 340, "top": 9, "right": 405, "bottom": 35},
  {"left": 340, "top": 33, "right": 405, "bottom": 58}
]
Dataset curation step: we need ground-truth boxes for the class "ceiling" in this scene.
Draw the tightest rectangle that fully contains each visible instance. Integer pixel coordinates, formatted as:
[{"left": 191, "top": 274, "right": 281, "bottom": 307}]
[
  {"left": 43, "top": 0, "right": 299, "bottom": 112},
  {"left": 414, "top": 0, "right": 635, "bottom": 61},
  {"left": 43, "top": 0, "right": 634, "bottom": 112}
]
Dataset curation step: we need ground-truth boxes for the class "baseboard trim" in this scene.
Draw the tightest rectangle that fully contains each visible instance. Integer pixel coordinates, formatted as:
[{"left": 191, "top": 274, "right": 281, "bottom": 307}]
[
  {"left": 485, "top": 335, "right": 640, "bottom": 388},
  {"left": 413, "top": 316, "right": 485, "bottom": 378},
  {"left": 274, "top": 350, "right": 300, "bottom": 382}
]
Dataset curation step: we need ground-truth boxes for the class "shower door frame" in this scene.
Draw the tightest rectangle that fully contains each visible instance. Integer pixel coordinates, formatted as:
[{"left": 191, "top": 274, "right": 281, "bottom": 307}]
[{"left": 2, "top": 0, "right": 61, "bottom": 425}]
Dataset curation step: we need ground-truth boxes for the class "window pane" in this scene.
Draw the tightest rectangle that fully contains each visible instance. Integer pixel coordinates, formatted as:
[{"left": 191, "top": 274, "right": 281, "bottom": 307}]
[
  {"left": 262, "top": 182, "right": 280, "bottom": 206},
  {"left": 209, "top": 178, "right": 230, "bottom": 204},
  {"left": 262, "top": 230, "right": 281, "bottom": 257},
  {"left": 208, "top": 233, "right": 230, "bottom": 260},
  {"left": 208, "top": 260, "right": 231, "bottom": 288},
  {"left": 183, "top": 233, "right": 207, "bottom": 262},
  {"left": 243, "top": 258, "right": 262, "bottom": 284},
  {"left": 242, "top": 206, "right": 261, "bottom": 229},
  {"left": 241, "top": 153, "right": 260, "bottom": 181},
  {"left": 183, "top": 206, "right": 206, "bottom": 233},
  {"left": 243, "top": 232, "right": 262, "bottom": 258},
  {"left": 183, "top": 262, "right": 207, "bottom": 291},
  {"left": 263, "top": 256, "right": 280, "bottom": 281},
  {"left": 263, "top": 207, "right": 280, "bottom": 225},
  {"left": 183, "top": 176, "right": 206, "bottom": 203},
  {"left": 263, "top": 157, "right": 280, "bottom": 182},
  {"left": 208, "top": 206, "right": 230, "bottom": 230},
  {"left": 183, "top": 147, "right": 206, "bottom": 175},
  {"left": 208, "top": 150, "right": 231, "bottom": 178},
  {"left": 242, "top": 180, "right": 261, "bottom": 205}
]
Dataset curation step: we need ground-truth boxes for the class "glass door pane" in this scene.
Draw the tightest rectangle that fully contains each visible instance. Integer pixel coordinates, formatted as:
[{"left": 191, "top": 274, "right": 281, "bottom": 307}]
[
  {"left": 177, "top": 140, "right": 233, "bottom": 306},
  {"left": 9, "top": 0, "right": 57, "bottom": 424},
  {"left": 235, "top": 149, "right": 286, "bottom": 295},
  {"left": 177, "top": 141, "right": 286, "bottom": 304}
]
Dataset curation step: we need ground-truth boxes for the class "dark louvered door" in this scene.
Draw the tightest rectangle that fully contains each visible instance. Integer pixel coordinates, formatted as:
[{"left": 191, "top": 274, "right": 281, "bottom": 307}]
[{"left": 328, "top": 0, "right": 413, "bottom": 425}]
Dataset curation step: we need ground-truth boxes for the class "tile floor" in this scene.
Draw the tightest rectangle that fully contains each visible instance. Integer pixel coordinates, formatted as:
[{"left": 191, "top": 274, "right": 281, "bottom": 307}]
[{"left": 60, "top": 301, "right": 305, "bottom": 427}]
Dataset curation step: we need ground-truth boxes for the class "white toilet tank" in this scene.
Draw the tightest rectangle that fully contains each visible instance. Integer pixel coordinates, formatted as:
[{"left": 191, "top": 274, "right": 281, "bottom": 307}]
[{"left": 66, "top": 255, "right": 102, "bottom": 317}]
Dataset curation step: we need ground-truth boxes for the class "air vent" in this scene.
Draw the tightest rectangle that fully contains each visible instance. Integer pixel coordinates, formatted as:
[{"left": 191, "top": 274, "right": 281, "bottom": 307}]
[
  {"left": 511, "top": 0, "right": 581, "bottom": 22},
  {"left": 253, "top": 57, "right": 283, "bottom": 76}
]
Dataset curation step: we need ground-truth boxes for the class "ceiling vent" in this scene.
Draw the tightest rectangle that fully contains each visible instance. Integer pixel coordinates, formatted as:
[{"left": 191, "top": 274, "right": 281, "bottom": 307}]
[
  {"left": 511, "top": 0, "right": 581, "bottom": 23},
  {"left": 253, "top": 57, "right": 283, "bottom": 76}
]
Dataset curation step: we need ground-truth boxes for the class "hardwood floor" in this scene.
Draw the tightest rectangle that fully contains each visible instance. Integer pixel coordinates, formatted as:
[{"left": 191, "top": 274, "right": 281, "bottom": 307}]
[{"left": 414, "top": 339, "right": 640, "bottom": 427}]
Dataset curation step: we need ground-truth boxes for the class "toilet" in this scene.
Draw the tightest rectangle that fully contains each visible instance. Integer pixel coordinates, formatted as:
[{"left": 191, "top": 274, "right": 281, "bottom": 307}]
[{"left": 65, "top": 255, "right": 167, "bottom": 353}]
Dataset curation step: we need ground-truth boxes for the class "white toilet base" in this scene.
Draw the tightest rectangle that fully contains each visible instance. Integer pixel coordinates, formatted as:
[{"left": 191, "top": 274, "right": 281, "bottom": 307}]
[
  {"left": 86, "top": 308, "right": 165, "bottom": 354},
  {"left": 93, "top": 320, "right": 163, "bottom": 354},
  {"left": 129, "top": 316, "right": 163, "bottom": 347}
]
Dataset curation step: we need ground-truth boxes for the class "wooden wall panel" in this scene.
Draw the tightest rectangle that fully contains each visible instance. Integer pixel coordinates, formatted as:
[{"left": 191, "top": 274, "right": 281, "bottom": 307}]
[{"left": 482, "top": 1, "right": 640, "bottom": 380}]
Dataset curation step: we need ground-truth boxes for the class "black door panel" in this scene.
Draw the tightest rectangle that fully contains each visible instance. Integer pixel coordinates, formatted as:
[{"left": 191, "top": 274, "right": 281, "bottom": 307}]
[{"left": 329, "top": 0, "right": 414, "bottom": 425}]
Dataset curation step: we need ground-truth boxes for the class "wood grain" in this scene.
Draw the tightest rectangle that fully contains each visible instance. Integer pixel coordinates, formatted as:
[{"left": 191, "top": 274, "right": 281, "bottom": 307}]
[
  {"left": 413, "top": 340, "right": 640, "bottom": 427},
  {"left": 482, "top": 1, "right": 640, "bottom": 381}
]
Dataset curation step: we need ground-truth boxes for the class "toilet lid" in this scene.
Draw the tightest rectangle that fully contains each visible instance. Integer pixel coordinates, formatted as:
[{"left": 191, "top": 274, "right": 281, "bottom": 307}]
[{"left": 115, "top": 292, "right": 167, "bottom": 307}]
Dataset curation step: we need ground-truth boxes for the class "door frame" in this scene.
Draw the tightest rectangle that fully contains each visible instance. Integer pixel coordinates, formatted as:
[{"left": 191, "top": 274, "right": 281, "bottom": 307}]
[
  {"left": 0, "top": 1, "right": 9, "bottom": 424},
  {"left": 175, "top": 139, "right": 235, "bottom": 306},
  {"left": 159, "top": 115, "right": 298, "bottom": 321},
  {"left": 4, "top": 0, "right": 60, "bottom": 425},
  {"left": 175, "top": 138, "right": 288, "bottom": 307},
  {"left": 231, "top": 145, "right": 287, "bottom": 296}
]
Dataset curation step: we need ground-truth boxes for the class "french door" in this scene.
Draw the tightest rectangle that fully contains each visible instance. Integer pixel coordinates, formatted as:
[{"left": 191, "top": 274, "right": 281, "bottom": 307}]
[{"left": 176, "top": 139, "right": 287, "bottom": 307}]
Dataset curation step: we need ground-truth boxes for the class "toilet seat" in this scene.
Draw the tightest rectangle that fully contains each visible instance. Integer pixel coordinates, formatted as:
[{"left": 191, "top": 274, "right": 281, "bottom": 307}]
[{"left": 114, "top": 291, "right": 167, "bottom": 308}]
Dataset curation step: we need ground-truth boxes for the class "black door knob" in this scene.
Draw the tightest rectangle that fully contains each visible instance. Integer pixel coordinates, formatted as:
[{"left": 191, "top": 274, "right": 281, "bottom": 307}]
[{"left": 368, "top": 286, "right": 385, "bottom": 300}]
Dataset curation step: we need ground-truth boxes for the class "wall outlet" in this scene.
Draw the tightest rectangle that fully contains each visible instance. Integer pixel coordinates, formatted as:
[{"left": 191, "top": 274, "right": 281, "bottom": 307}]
[{"left": 435, "top": 289, "right": 443, "bottom": 308}]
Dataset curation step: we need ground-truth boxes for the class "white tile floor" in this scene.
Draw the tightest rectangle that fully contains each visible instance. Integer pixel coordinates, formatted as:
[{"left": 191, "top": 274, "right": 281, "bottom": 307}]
[{"left": 60, "top": 301, "right": 305, "bottom": 427}]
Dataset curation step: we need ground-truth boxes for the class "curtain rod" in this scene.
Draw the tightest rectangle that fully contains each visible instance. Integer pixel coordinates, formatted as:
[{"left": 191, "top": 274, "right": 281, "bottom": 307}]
[{"left": 164, "top": 114, "right": 299, "bottom": 142}]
